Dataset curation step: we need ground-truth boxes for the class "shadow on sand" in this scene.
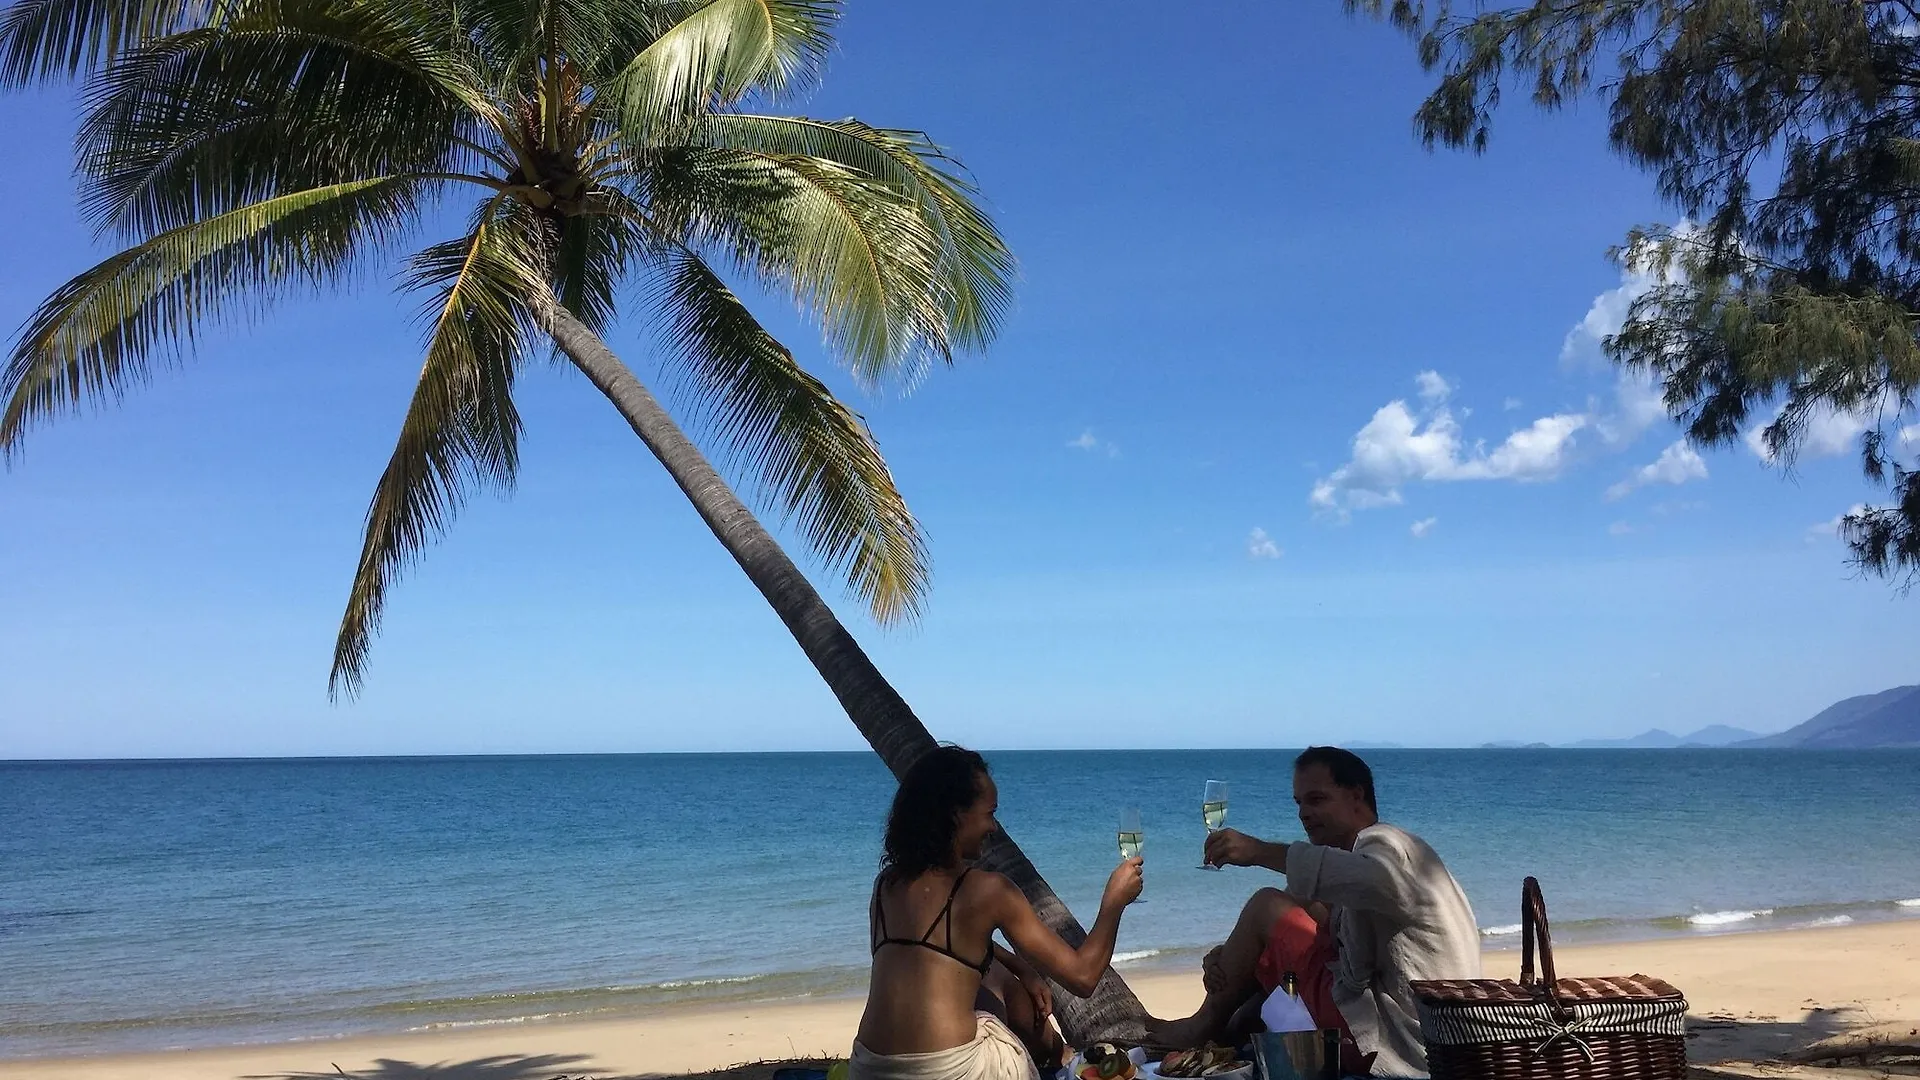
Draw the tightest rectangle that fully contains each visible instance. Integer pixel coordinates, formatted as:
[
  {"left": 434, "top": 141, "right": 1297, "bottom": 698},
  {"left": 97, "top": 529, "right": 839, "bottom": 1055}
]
[
  {"left": 234, "top": 1016, "right": 1920, "bottom": 1080},
  {"left": 1686, "top": 1007, "right": 1920, "bottom": 1077},
  {"left": 250, "top": 1055, "right": 840, "bottom": 1080},
  {"left": 1685, "top": 1005, "right": 1856, "bottom": 1063},
  {"left": 250, "top": 1054, "right": 594, "bottom": 1080}
]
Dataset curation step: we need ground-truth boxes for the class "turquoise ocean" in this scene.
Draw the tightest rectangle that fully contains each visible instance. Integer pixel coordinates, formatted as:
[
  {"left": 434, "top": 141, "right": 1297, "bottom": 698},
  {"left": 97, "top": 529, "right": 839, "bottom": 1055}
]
[{"left": 4, "top": 750, "right": 1920, "bottom": 1059}]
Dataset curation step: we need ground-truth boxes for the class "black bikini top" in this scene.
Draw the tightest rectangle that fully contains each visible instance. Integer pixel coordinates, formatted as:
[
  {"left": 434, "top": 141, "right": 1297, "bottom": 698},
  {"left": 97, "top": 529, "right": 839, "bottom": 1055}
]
[{"left": 870, "top": 868, "right": 993, "bottom": 976}]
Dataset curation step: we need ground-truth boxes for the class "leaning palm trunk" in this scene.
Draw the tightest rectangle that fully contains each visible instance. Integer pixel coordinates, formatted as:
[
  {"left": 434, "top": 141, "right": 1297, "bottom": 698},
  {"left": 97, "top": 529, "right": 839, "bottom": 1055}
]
[
  {"left": 533, "top": 295, "right": 1147, "bottom": 1045},
  {"left": 0, "top": 0, "right": 1145, "bottom": 1045}
]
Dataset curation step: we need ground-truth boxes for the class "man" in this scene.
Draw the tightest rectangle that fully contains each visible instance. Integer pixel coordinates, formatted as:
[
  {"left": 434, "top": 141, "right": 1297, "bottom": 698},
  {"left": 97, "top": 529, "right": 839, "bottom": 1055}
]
[{"left": 1147, "top": 747, "right": 1480, "bottom": 1078}]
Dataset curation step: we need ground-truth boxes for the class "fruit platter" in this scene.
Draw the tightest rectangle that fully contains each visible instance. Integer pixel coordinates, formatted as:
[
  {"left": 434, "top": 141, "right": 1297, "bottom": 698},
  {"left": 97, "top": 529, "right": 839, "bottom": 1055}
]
[
  {"left": 1150, "top": 1043, "right": 1252, "bottom": 1080},
  {"left": 1070, "top": 1042, "right": 1141, "bottom": 1080}
]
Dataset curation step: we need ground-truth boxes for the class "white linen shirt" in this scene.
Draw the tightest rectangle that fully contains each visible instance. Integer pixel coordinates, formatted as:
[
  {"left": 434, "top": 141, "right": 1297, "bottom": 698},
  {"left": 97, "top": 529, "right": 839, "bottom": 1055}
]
[{"left": 1283, "top": 822, "right": 1481, "bottom": 1078}]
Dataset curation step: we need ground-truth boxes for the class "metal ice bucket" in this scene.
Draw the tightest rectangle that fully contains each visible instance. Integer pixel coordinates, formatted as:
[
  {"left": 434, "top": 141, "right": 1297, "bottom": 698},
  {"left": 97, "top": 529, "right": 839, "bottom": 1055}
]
[{"left": 1252, "top": 1029, "right": 1341, "bottom": 1080}]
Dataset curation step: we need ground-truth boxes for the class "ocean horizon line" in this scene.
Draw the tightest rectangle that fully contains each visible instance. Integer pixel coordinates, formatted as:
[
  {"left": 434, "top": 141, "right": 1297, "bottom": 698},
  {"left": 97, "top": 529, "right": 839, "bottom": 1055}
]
[{"left": 6, "top": 743, "right": 1893, "bottom": 765}]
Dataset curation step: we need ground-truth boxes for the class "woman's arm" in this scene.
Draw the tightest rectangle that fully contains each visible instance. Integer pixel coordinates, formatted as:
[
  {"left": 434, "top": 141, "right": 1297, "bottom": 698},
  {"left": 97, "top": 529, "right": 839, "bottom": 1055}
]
[
  {"left": 993, "top": 942, "right": 1034, "bottom": 979},
  {"left": 981, "top": 858, "right": 1141, "bottom": 998}
]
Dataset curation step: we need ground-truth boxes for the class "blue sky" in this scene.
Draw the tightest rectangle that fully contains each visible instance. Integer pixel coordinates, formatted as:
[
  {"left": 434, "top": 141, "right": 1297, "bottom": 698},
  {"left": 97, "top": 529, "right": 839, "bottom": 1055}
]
[{"left": 0, "top": 2, "right": 1910, "bottom": 759}]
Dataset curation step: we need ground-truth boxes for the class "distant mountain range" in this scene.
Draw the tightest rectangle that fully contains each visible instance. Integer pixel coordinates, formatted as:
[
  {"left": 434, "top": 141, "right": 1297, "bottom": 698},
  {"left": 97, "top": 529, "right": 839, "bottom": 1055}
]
[
  {"left": 1735, "top": 684, "right": 1920, "bottom": 749},
  {"left": 1565, "top": 724, "right": 1761, "bottom": 749},
  {"left": 1475, "top": 684, "right": 1920, "bottom": 750},
  {"left": 1477, "top": 725, "right": 1759, "bottom": 749}
]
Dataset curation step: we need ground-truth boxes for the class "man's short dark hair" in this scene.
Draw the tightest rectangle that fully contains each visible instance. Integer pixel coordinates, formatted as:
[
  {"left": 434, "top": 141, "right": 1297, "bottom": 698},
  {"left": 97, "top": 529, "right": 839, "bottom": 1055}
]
[{"left": 1294, "top": 746, "right": 1377, "bottom": 813}]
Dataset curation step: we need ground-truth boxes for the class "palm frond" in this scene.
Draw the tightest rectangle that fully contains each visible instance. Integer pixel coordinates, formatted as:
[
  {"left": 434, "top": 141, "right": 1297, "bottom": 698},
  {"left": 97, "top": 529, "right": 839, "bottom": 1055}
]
[
  {"left": 551, "top": 0, "right": 684, "bottom": 83},
  {"left": 76, "top": 0, "right": 498, "bottom": 236},
  {"left": 0, "top": 0, "right": 204, "bottom": 85},
  {"left": 553, "top": 189, "right": 656, "bottom": 335},
  {"left": 478, "top": 0, "right": 655, "bottom": 89},
  {"left": 652, "top": 246, "right": 928, "bottom": 623},
  {"left": 330, "top": 203, "right": 544, "bottom": 697},
  {"left": 2, "top": 176, "right": 420, "bottom": 458},
  {"left": 602, "top": 0, "right": 835, "bottom": 135},
  {"left": 644, "top": 142, "right": 955, "bottom": 389},
  {"left": 705, "top": 114, "right": 1013, "bottom": 354}
]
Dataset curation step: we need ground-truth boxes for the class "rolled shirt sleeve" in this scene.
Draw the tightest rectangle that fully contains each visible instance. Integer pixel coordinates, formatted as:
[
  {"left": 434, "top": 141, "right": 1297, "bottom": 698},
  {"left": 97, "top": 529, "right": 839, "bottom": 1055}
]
[{"left": 1284, "top": 837, "right": 1418, "bottom": 925}]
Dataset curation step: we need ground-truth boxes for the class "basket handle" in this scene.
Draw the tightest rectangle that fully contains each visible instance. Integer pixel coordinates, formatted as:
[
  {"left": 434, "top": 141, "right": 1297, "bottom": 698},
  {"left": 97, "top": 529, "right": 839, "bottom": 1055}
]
[{"left": 1518, "top": 876, "right": 1559, "bottom": 988}]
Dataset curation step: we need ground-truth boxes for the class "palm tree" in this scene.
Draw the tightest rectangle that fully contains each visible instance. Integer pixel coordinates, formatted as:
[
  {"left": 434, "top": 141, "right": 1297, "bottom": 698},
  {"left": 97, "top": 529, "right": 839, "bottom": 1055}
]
[{"left": 0, "top": 0, "right": 1148, "bottom": 1041}]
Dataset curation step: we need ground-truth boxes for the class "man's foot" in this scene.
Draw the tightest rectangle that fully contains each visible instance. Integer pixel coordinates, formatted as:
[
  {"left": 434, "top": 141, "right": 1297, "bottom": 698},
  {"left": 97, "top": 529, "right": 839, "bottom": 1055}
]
[{"left": 1142, "top": 1014, "right": 1209, "bottom": 1050}]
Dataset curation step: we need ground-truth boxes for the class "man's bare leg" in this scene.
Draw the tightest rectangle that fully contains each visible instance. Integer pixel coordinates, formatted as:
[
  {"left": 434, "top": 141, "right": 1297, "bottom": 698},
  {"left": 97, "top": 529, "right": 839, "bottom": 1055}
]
[
  {"left": 1144, "top": 888, "right": 1303, "bottom": 1048},
  {"left": 982, "top": 962, "right": 1067, "bottom": 1069}
]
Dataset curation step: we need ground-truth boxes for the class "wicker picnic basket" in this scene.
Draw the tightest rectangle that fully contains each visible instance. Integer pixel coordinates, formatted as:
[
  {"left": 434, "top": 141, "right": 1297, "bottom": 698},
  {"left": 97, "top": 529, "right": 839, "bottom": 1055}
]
[{"left": 1409, "top": 877, "right": 1689, "bottom": 1080}]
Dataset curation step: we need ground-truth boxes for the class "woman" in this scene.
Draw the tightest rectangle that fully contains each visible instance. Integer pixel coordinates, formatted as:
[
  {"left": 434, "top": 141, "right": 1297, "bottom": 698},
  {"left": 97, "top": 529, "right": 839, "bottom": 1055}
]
[{"left": 852, "top": 747, "right": 1143, "bottom": 1080}]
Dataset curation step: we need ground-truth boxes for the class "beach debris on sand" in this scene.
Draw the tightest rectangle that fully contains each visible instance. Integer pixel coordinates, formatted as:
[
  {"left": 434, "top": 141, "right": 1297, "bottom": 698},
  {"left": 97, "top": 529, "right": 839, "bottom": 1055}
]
[{"left": 1783, "top": 1021, "right": 1920, "bottom": 1072}]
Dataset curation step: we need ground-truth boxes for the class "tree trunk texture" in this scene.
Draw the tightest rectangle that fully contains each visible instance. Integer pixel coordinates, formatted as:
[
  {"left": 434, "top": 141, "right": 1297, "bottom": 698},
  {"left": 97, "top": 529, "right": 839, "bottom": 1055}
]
[{"left": 532, "top": 296, "right": 1149, "bottom": 1046}]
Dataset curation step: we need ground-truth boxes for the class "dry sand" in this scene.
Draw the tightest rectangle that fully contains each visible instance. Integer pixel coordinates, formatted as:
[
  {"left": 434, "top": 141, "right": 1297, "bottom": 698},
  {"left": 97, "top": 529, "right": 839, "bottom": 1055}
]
[{"left": 4, "top": 920, "right": 1916, "bottom": 1080}]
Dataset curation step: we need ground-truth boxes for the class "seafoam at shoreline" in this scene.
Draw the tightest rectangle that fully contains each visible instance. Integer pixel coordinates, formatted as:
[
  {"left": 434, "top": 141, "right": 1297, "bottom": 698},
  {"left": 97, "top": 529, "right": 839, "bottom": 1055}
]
[
  {"left": 1477, "top": 894, "right": 1920, "bottom": 945},
  {"left": 6, "top": 919, "right": 1920, "bottom": 1080},
  {"left": 6, "top": 903, "right": 1920, "bottom": 1060}
]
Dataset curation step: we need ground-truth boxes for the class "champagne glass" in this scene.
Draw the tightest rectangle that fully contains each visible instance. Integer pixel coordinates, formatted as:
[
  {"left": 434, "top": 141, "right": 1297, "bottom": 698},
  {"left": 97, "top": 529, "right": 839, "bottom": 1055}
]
[
  {"left": 1117, "top": 807, "right": 1146, "bottom": 903},
  {"left": 1199, "top": 780, "right": 1228, "bottom": 869}
]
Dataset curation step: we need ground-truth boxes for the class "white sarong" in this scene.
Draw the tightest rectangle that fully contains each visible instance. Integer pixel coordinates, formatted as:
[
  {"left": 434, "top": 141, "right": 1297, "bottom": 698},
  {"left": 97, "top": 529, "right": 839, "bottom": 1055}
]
[{"left": 850, "top": 1013, "right": 1039, "bottom": 1080}]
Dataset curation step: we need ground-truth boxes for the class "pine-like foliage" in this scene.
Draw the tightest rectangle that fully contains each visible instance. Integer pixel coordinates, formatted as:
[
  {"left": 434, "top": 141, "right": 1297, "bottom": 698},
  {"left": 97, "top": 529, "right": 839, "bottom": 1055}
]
[
  {"left": 0, "top": 0, "right": 1015, "bottom": 690},
  {"left": 1353, "top": 0, "right": 1920, "bottom": 581}
]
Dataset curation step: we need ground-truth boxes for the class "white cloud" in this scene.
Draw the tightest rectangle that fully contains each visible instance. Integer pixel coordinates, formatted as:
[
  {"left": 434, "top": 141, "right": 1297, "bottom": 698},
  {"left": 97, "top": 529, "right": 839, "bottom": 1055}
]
[
  {"left": 1068, "top": 429, "right": 1121, "bottom": 457},
  {"left": 1606, "top": 440, "right": 1709, "bottom": 500},
  {"left": 1560, "top": 225, "right": 1695, "bottom": 370},
  {"left": 1247, "top": 527, "right": 1283, "bottom": 559},
  {"left": 1311, "top": 375, "right": 1588, "bottom": 516},
  {"left": 1410, "top": 517, "right": 1437, "bottom": 538},
  {"left": 1561, "top": 273, "right": 1653, "bottom": 370},
  {"left": 1309, "top": 403, "right": 1451, "bottom": 514},
  {"left": 1591, "top": 371, "right": 1667, "bottom": 447},
  {"left": 1608, "top": 521, "right": 1635, "bottom": 536},
  {"left": 1742, "top": 405, "right": 1870, "bottom": 463},
  {"left": 1468, "top": 414, "right": 1588, "bottom": 480},
  {"left": 1902, "top": 424, "right": 1920, "bottom": 448},
  {"left": 1310, "top": 252, "right": 1711, "bottom": 520},
  {"left": 1808, "top": 504, "right": 1870, "bottom": 541}
]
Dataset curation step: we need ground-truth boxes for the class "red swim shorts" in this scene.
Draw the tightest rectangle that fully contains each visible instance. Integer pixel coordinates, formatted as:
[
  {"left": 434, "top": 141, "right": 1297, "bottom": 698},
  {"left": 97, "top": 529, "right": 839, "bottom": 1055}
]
[{"left": 1252, "top": 903, "right": 1370, "bottom": 1076}]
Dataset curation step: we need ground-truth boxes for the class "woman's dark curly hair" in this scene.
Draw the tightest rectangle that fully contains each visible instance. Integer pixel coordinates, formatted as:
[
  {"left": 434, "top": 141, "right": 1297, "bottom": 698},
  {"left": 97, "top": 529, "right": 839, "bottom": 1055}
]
[{"left": 879, "top": 745, "right": 990, "bottom": 883}]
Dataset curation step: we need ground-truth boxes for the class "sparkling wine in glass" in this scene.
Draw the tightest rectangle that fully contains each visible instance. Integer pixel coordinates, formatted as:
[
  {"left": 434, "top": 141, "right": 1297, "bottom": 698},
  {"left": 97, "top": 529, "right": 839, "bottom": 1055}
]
[
  {"left": 1199, "top": 780, "right": 1228, "bottom": 869},
  {"left": 1118, "top": 807, "right": 1146, "bottom": 903}
]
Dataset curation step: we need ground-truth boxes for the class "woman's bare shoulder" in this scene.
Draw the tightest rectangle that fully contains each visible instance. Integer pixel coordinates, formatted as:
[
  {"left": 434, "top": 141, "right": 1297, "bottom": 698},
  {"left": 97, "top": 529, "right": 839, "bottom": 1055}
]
[
  {"left": 961, "top": 867, "right": 1020, "bottom": 909},
  {"left": 967, "top": 866, "right": 1012, "bottom": 886}
]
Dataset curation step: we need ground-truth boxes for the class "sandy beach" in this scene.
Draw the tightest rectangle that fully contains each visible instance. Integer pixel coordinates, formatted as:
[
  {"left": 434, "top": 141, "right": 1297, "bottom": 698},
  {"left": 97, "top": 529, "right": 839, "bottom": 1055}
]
[{"left": 5, "top": 920, "right": 1916, "bottom": 1080}]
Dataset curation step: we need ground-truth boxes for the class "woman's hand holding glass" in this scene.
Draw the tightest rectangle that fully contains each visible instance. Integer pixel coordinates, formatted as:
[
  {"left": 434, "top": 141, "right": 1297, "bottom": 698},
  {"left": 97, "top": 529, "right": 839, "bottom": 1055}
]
[{"left": 1104, "top": 853, "right": 1144, "bottom": 908}]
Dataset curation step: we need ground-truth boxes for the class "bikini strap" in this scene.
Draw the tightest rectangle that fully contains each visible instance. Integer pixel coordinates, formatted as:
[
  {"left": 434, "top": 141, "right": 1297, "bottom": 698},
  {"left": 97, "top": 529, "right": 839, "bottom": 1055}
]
[
  {"left": 922, "top": 866, "right": 973, "bottom": 950},
  {"left": 869, "top": 875, "right": 888, "bottom": 950}
]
